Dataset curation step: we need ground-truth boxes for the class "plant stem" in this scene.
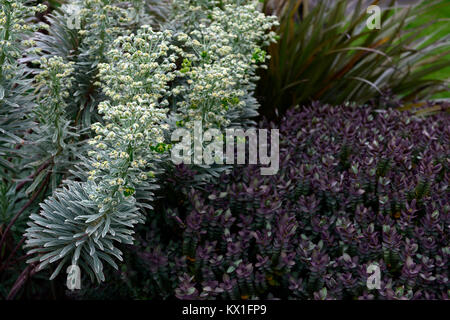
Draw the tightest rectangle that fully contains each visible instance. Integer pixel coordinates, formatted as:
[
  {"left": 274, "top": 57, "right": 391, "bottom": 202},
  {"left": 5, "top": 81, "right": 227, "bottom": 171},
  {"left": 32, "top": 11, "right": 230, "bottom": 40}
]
[
  {"left": 0, "top": 236, "right": 25, "bottom": 273},
  {"left": 0, "top": 172, "right": 50, "bottom": 253},
  {"left": 6, "top": 263, "right": 37, "bottom": 300},
  {"left": 15, "top": 160, "right": 51, "bottom": 192}
]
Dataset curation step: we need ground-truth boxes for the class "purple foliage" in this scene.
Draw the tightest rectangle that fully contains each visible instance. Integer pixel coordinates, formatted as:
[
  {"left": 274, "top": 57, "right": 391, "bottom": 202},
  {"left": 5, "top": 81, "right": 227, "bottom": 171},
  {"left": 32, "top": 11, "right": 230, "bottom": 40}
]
[{"left": 137, "top": 104, "right": 449, "bottom": 300}]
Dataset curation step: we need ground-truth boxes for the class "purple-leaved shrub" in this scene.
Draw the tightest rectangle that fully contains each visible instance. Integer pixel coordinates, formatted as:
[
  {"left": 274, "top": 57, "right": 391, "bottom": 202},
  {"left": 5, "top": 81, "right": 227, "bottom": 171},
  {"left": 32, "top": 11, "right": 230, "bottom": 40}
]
[{"left": 137, "top": 103, "right": 449, "bottom": 300}]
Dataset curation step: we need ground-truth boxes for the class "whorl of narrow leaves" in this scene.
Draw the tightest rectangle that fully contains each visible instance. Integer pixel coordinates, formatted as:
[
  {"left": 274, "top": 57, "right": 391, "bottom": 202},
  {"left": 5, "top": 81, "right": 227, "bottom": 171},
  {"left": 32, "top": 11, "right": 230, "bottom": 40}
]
[{"left": 24, "top": 180, "right": 142, "bottom": 282}]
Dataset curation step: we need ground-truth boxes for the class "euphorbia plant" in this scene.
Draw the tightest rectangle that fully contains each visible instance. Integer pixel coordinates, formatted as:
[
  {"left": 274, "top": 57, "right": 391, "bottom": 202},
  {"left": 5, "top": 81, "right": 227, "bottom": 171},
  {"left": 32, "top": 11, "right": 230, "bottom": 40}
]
[{"left": 23, "top": 0, "right": 278, "bottom": 283}]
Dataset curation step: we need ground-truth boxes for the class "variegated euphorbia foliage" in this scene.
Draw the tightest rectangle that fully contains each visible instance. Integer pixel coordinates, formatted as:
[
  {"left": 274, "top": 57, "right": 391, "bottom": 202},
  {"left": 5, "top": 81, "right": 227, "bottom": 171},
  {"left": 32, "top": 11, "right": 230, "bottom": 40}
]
[{"left": 24, "top": 1, "right": 278, "bottom": 282}]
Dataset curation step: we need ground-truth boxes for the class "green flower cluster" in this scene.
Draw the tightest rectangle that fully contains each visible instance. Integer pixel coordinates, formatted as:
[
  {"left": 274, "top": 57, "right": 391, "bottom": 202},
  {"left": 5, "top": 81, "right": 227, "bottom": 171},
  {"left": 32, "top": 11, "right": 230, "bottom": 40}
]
[
  {"left": 0, "top": 0, "right": 48, "bottom": 175},
  {"left": 171, "top": 1, "right": 278, "bottom": 129},
  {"left": 33, "top": 57, "right": 75, "bottom": 154},
  {"left": 25, "top": 28, "right": 180, "bottom": 282},
  {"left": 0, "top": 0, "right": 47, "bottom": 78},
  {"left": 87, "top": 28, "right": 179, "bottom": 212}
]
